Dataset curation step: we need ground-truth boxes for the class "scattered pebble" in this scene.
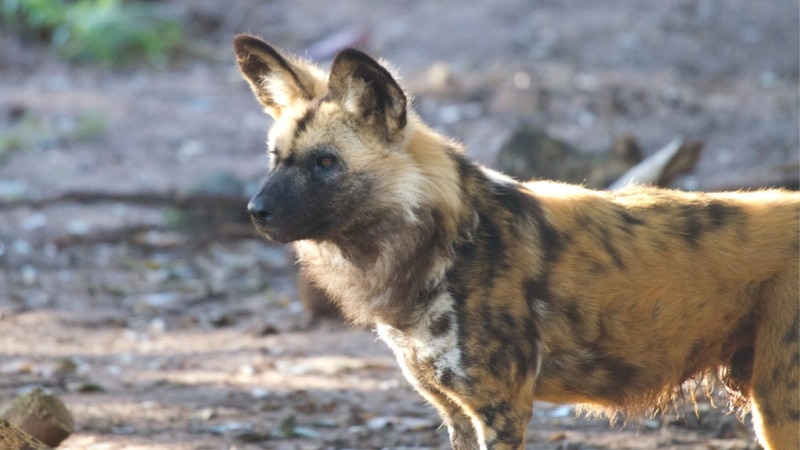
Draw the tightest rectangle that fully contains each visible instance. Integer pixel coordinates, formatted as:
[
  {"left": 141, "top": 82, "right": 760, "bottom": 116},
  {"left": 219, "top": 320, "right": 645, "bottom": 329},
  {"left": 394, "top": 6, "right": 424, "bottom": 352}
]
[
  {"left": 65, "top": 220, "right": 90, "bottom": 235},
  {"left": 365, "top": 416, "right": 438, "bottom": 432},
  {"left": 21, "top": 212, "right": 47, "bottom": 231},
  {"left": 513, "top": 71, "right": 531, "bottom": 90},
  {"left": 759, "top": 71, "right": 777, "bottom": 89},
  {"left": 206, "top": 421, "right": 254, "bottom": 435},
  {"left": 250, "top": 387, "right": 270, "bottom": 399},
  {"left": 548, "top": 405, "right": 575, "bottom": 419},
  {"left": 11, "top": 239, "right": 32, "bottom": 256},
  {"left": 0, "top": 179, "right": 28, "bottom": 199},
  {"left": 149, "top": 317, "right": 167, "bottom": 332},
  {"left": 21, "top": 264, "right": 38, "bottom": 286},
  {"left": 141, "top": 291, "right": 182, "bottom": 309}
]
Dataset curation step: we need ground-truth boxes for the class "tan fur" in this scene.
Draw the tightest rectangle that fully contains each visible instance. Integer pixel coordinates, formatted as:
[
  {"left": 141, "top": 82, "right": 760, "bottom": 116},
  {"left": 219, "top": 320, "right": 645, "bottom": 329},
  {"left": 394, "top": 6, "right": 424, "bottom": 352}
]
[{"left": 234, "top": 35, "right": 800, "bottom": 450}]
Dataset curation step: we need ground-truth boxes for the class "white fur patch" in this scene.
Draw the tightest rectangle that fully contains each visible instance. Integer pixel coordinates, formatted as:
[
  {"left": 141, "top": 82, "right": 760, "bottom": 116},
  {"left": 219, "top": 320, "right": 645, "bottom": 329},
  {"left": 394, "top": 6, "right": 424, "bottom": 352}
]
[{"left": 376, "top": 292, "right": 466, "bottom": 385}]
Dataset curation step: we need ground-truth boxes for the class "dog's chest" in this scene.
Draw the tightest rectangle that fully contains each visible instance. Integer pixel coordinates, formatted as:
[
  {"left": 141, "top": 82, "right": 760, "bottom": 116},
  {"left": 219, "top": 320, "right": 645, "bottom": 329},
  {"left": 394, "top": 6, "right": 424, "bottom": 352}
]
[{"left": 376, "top": 292, "right": 467, "bottom": 388}]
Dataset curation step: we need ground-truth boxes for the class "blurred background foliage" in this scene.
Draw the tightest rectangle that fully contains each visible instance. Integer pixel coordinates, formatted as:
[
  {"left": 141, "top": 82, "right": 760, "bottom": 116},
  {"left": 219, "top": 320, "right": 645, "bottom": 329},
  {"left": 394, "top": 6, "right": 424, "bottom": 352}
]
[{"left": 1, "top": 0, "right": 184, "bottom": 67}]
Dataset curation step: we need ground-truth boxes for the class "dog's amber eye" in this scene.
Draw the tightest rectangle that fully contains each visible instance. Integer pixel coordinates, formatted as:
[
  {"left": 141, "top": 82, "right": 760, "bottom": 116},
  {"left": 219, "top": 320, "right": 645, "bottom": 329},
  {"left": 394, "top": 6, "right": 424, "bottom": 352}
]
[{"left": 317, "top": 155, "right": 337, "bottom": 169}]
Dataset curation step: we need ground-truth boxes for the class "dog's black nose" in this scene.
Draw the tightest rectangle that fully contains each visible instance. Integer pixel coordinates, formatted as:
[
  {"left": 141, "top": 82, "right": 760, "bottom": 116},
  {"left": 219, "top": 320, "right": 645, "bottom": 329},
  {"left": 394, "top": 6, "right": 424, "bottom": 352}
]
[{"left": 247, "top": 195, "right": 273, "bottom": 222}]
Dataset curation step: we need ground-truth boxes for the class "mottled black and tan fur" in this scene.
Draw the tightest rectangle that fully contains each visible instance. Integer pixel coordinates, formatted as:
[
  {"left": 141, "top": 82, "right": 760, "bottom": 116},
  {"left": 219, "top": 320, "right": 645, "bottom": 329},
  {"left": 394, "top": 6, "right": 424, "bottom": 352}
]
[{"left": 233, "top": 35, "right": 800, "bottom": 450}]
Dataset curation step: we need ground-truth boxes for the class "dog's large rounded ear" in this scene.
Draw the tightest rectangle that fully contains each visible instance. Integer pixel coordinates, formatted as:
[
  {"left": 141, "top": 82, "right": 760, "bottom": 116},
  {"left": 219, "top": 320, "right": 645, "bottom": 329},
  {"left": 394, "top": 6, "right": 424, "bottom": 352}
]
[
  {"left": 328, "top": 48, "right": 407, "bottom": 141},
  {"left": 233, "top": 34, "right": 323, "bottom": 118}
]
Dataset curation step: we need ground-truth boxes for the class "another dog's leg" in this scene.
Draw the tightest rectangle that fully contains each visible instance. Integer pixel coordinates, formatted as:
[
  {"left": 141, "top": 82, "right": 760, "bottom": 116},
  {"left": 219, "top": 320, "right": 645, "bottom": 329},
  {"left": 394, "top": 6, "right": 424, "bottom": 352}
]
[{"left": 750, "top": 273, "right": 800, "bottom": 450}]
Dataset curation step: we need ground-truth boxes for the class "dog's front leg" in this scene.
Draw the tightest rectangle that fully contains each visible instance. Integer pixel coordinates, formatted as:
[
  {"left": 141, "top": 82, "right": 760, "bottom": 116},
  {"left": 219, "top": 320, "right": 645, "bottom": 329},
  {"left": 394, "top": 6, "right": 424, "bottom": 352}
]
[
  {"left": 432, "top": 388, "right": 533, "bottom": 450},
  {"left": 445, "top": 410, "right": 480, "bottom": 450},
  {"left": 468, "top": 399, "right": 532, "bottom": 450},
  {"left": 415, "top": 386, "right": 480, "bottom": 450}
]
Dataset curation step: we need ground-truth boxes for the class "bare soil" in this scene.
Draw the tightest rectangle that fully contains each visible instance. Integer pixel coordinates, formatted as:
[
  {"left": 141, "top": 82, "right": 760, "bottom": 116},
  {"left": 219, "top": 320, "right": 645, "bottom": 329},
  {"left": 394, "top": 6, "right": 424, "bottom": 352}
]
[{"left": 0, "top": 1, "right": 797, "bottom": 448}]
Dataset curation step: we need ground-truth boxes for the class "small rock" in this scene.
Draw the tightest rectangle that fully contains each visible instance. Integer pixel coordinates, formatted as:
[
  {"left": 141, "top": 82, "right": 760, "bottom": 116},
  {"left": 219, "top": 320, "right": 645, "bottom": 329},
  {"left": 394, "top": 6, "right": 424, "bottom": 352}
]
[
  {"left": 292, "top": 426, "right": 321, "bottom": 439},
  {"left": 48, "top": 357, "right": 77, "bottom": 378},
  {"left": 68, "top": 382, "right": 106, "bottom": 393},
  {"left": 238, "top": 365, "right": 256, "bottom": 377},
  {"left": 111, "top": 425, "right": 136, "bottom": 435},
  {"left": 250, "top": 387, "right": 269, "bottom": 399},
  {"left": 206, "top": 421, "right": 254, "bottom": 435},
  {"left": 11, "top": 240, "right": 32, "bottom": 256},
  {"left": 194, "top": 408, "right": 215, "bottom": 421},
  {"left": 20, "top": 265, "right": 38, "bottom": 286},
  {"left": 365, "top": 416, "right": 438, "bottom": 432},
  {"left": 20, "top": 213, "right": 47, "bottom": 231},
  {"left": 548, "top": 405, "right": 574, "bottom": 419},
  {"left": 311, "top": 418, "right": 338, "bottom": 428},
  {"left": 65, "top": 220, "right": 90, "bottom": 236},
  {"left": 177, "top": 139, "right": 206, "bottom": 159},
  {"left": 141, "top": 291, "right": 182, "bottom": 309},
  {"left": 0, "top": 387, "right": 74, "bottom": 447},
  {"left": 513, "top": 71, "right": 531, "bottom": 90},
  {"left": 644, "top": 418, "right": 662, "bottom": 430},
  {"left": 0, "top": 180, "right": 28, "bottom": 200},
  {"left": 149, "top": 317, "right": 167, "bottom": 332},
  {"left": 759, "top": 71, "right": 777, "bottom": 89}
]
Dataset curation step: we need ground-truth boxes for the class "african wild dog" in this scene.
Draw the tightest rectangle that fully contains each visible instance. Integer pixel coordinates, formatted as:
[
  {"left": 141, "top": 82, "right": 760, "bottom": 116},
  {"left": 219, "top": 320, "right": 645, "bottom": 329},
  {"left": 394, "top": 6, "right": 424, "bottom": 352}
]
[{"left": 233, "top": 34, "right": 800, "bottom": 450}]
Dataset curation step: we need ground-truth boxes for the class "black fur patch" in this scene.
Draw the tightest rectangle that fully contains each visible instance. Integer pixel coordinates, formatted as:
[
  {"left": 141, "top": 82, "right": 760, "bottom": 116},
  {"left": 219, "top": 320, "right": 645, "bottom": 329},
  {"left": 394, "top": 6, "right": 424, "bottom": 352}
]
[
  {"left": 614, "top": 209, "right": 646, "bottom": 236},
  {"left": 618, "top": 209, "right": 646, "bottom": 226},
  {"left": 234, "top": 35, "right": 310, "bottom": 103},
  {"left": 565, "top": 302, "right": 584, "bottom": 328},
  {"left": 524, "top": 278, "right": 550, "bottom": 308},
  {"left": 330, "top": 48, "right": 407, "bottom": 136},
  {"left": 491, "top": 183, "right": 532, "bottom": 217},
  {"left": 438, "top": 367, "right": 455, "bottom": 387},
  {"left": 429, "top": 313, "right": 453, "bottom": 337},
  {"left": 728, "top": 347, "right": 754, "bottom": 394},
  {"left": 476, "top": 213, "right": 509, "bottom": 288},
  {"left": 679, "top": 201, "right": 744, "bottom": 247},
  {"left": 599, "top": 225, "right": 626, "bottom": 269},
  {"left": 706, "top": 200, "right": 734, "bottom": 228},
  {"left": 293, "top": 105, "right": 316, "bottom": 139},
  {"left": 477, "top": 401, "right": 511, "bottom": 429},
  {"left": 492, "top": 183, "right": 566, "bottom": 265},
  {"left": 680, "top": 205, "right": 704, "bottom": 247},
  {"left": 603, "top": 357, "right": 640, "bottom": 386},
  {"left": 783, "top": 320, "right": 799, "bottom": 344}
]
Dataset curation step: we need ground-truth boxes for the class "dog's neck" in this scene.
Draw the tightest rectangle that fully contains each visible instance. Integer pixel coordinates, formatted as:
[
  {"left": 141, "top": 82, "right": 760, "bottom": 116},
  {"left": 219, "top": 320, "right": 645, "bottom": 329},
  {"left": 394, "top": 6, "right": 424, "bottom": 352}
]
[
  {"left": 294, "top": 205, "right": 458, "bottom": 329},
  {"left": 294, "top": 126, "right": 480, "bottom": 329}
]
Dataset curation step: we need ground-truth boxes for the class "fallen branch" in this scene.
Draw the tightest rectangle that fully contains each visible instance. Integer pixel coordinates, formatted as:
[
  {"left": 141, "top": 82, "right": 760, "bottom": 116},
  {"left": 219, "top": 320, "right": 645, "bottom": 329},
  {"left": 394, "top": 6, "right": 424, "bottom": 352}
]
[
  {"left": 608, "top": 137, "right": 702, "bottom": 190},
  {"left": 0, "top": 190, "right": 248, "bottom": 211},
  {"left": 51, "top": 223, "right": 263, "bottom": 250}
]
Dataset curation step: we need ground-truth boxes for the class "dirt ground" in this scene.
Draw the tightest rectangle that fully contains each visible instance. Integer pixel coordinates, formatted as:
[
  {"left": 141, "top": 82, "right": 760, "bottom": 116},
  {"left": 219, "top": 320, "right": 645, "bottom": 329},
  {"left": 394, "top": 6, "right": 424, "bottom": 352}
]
[{"left": 0, "top": 1, "right": 798, "bottom": 449}]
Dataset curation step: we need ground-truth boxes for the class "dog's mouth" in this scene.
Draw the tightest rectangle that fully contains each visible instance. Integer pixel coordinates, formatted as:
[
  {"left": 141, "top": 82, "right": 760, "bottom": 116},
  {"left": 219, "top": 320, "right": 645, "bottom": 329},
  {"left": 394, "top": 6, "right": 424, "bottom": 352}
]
[
  {"left": 250, "top": 216, "right": 288, "bottom": 243},
  {"left": 250, "top": 214, "right": 317, "bottom": 244}
]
